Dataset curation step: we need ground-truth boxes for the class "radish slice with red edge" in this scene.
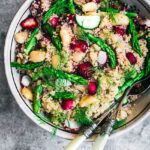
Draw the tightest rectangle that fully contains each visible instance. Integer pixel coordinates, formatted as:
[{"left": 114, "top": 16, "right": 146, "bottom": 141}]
[
  {"left": 98, "top": 51, "right": 108, "bottom": 65},
  {"left": 65, "top": 120, "right": 80, "bottom": 130}
]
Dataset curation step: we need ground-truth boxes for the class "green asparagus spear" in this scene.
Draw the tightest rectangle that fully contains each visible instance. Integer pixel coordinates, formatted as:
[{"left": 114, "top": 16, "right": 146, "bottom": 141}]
[
  {"left": 33, "top": 85, "right": 43, "bottom": 113},
  {"left": 116, "top": 70, "right": 144, "bottom": 98},
  {"left": 11, "top": 62, "right": 44, "bottom": 70},
  {"left": 50, "top": 92, "right": 76, "bottom": 99},
  {"left": 43, "top": 0, "right": 68, "bottom": 24},
  {"left": 145, "top": 54, "right": 150, "bottom": 77},
  {"left": 144, "top": 37, "right": 150, "bottom": 76},
  {"left": 42, "top": 23, "right": 62, "bottom": 52},
  {"left": 86, "top": 33, "right": 116, "bottom": 69},
  {"left": 99, "top": 7, "right": 137, "bottom": 18},
  {"left": 43, "top": 67, "right": 89, "bottom": 85},
  {"left": 24, "top": 28, "right": 39, "bottom": 55},
  {"left": 68, "top": 0, "right": 75, "bottom": 14},
  {"left": 129, "top": 18, "right": 142, "bottom": 57}
]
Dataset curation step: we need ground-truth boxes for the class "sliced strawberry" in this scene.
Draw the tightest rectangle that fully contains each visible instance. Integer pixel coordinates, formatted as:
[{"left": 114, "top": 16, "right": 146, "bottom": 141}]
[
  {"left": 98, "top": 51, "right": 108, "bottom": 65},
  {"left": 21, "top": 17, "right": 38, "bottom": 29},
  {"left": 62, "top": 99, "right": 73, "bottom": 110},
  {"left": 68, "top": 15, "right": 75, "bottom": 25},
  {"left": 126, "top": 52, "right": 137, "bottom": 65},
  {"left": 50, "top": 17, "right": 59, "bottom": 27},
  {"left": 71, "top": 40, "right": 88, "bottom": 53},
  {"left": 88, "top": 82, "right": 97, "bottom": 95},
  {"left": 77, "top": 63, "right": 93, "bottom": 79}
]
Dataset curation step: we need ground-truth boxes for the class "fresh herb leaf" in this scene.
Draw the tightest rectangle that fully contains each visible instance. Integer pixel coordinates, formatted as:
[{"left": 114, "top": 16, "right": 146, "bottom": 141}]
[
  {"left": 96, "top": 76, "right": 104, "bottom": 99},
  {"left": 113, "top": 118, "right": 127, "bottom": 130},
  {"left": 43, "top": 0, "right": 68, "bottom": 24},
  {"left": 75, "top": 106, "right": 94, "bottom": 126},
  {"left": 43, "top": 67, "right": 89, "bottom": 85},
  {"left": 50, "top": 92, "right": 76, "bottom": 99}
]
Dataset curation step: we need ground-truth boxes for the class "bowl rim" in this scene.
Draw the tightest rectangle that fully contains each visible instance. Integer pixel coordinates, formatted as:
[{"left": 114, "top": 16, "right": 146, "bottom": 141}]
[{"left": 4, "top": 0, "right": 150, "bottom": 140}]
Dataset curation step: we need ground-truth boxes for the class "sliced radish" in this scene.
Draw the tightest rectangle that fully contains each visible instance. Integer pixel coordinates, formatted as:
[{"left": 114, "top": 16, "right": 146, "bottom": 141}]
[
  {"left": 144, "top": 19, "right": 150, "bottom": 28},
  {"left": 65, "top": 120, "right": 80, "bottom": 130},
  {"left": 21, "top": 75, "right": 31, "bottom": 87},
  {"left": 98, "top": 51, "right": 108, "bottom": 65}
]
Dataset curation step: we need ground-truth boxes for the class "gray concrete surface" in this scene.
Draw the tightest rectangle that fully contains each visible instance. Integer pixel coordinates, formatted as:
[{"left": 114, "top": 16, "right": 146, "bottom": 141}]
[{"left": 0, "top": 0, "right": 150, "bottom": 150}]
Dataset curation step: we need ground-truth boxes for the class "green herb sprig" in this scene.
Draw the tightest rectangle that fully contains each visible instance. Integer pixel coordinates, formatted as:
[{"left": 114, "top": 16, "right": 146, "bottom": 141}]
[
  {"left": 50, "top": 92, "right": 76, "bottom": 99},
  {"left": 43, "top": 67, "right": 89, "bottom": 85},
  {"left": 96, "top": 76, "right": 104, "bottom": 99},
  {"left": 75, "top": 106, "right": 94, "bottom": 126},
  {"left": 43, "top": 0, "right": 68, "bottom": 24}
]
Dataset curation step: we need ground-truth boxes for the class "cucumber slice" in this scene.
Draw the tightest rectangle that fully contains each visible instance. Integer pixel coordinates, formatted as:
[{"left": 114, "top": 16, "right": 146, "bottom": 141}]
[{"left": 76, "top": 15, "right": 101, "bottom": 30}]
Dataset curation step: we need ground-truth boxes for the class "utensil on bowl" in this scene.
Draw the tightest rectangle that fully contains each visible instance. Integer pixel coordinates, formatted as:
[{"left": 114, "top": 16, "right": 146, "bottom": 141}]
[
  {"left": 64, "top": 102, "right": 120, "bottom": 150},
  {"left": 92, "top": 75, "right": 150, "bottom": 150}
]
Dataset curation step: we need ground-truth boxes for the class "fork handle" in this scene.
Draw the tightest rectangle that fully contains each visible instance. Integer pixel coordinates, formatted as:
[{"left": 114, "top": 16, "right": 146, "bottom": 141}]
[
  {"left": 64, "top": 134, "right": 86, "bottom": 150},
  {"left": 92, "top": 119, "right": 115, "bottom": 150},
  {"left": 91, "top": 134, "right": 109, "bottom": 150}
]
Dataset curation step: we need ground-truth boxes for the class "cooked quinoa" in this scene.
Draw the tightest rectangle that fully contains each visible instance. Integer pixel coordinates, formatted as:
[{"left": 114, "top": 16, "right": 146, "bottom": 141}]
[{"left": 11, "top": 0, "right": 150, "bottom": 131}]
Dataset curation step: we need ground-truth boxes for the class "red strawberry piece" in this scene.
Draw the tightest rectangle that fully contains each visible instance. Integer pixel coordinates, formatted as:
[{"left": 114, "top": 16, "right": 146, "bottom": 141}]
[
  {"left": 88, "top": 82, "right": 97, "bottom": 95},
  {"left": 50, "top": 17, "right": 59, "bottom": 27},
  {"left": 114, "top": 27, "right": 125, "bottom": 36},
  {"left": 21, "top": 17, "right": 38, "bottom": 29},
  {"left": 126, "top": 52, "right": 137, "bottom": 65},
  {"left": 71, "top": 40, "right": 88, "bottom": 53},
  {"left": 77, "top": 63, "right": 93, "bottom": 79},
  {"left": 68, "top": 15, "right": 75, "bottom": 25},
  {"left": 62, "top": 99, "right": 73, "bottom": 110}
]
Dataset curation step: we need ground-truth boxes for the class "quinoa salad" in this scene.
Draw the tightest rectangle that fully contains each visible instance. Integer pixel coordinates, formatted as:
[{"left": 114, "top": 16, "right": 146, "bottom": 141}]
[{"left": 11, "top": 0, "right": 150, "bottom": 133}]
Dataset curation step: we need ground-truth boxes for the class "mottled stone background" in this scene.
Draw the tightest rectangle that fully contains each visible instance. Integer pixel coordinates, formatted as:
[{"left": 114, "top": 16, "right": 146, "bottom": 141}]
[{"left": 0, "top": 0, "right": 150, "bottom": 150}]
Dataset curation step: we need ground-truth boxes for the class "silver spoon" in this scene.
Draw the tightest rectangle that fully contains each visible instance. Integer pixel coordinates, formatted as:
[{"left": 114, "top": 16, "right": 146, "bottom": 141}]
[
  {"left": 91, "top": 74, "right": 150, "bottom": 150},
  {"left": 65, "top": 75, "right": 150, "bottom": 150}
]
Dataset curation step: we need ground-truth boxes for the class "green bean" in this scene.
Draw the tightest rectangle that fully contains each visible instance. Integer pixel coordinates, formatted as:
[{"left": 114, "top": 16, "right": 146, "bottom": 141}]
[
  {"left": 11, "top": 62, "right": 44, "bottom": 70},
  {"left": 50, "top": 92, "right": 76, "bottom": 99},
  {"left": 33, "top": 85, "right": 43, "bottom": 113},
  {"left": 42, "top": 23, "right": 62, "bottom": 52},
  {"left": 86, "top": 33, "right": 116, "bottom": 69},
  {"left": 68, "top": 0, "right": 75, "bottom": 14},
  {"left": 24, "top": 28, "right": 39, "bottom": 55},
  {"left": 43, "top": 67, "right": 89, "bottom": 85},
  {"left": 129, "top": 18, "right": 142, "bottom": 57}
]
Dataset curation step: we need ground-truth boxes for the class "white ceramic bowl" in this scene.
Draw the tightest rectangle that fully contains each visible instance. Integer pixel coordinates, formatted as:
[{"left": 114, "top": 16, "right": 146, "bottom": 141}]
[{"left": 4, "top": 0, "right": 150, "bottom": 140}]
